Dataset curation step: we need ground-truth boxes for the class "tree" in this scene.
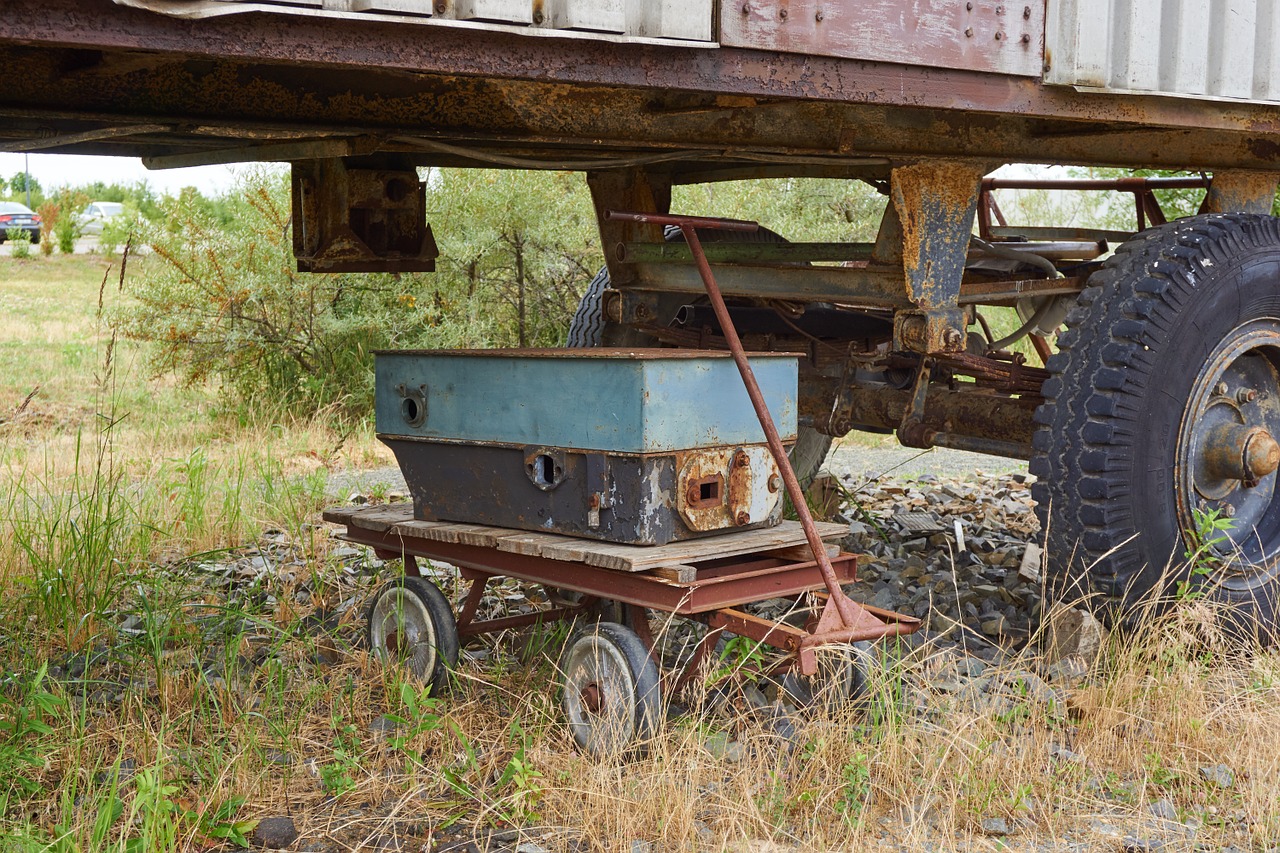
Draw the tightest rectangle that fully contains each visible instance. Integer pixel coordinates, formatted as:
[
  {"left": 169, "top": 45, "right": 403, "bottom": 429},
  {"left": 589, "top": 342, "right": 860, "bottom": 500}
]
[
  {"left": 428, "top": 169, "right": 600, "bottom": 348},
  {"left": 9, "top": 172, "right": 40, "bottom": 200}
]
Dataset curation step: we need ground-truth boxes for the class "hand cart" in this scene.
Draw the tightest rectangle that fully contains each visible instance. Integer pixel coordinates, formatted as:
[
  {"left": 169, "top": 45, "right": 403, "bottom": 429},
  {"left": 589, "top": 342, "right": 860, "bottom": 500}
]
[{"left": 331, "top": 211, "right": 922, "bottom": 755}]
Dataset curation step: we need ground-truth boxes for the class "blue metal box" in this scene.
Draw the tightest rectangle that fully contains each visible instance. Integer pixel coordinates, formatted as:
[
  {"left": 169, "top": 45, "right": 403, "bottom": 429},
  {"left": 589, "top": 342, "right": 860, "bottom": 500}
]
[{"left": 376, "top": 349, "right": 800, "bottom": 545}]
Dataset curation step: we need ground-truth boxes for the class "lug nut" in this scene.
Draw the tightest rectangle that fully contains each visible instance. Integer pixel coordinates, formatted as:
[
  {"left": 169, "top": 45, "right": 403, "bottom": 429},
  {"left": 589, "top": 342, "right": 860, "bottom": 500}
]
[
  {"left": 1238, "top": 388, "right": 1259, "bottom": 404},
  {"left": 1214, "top": 381, "right": 1230, "bottom": 396}
]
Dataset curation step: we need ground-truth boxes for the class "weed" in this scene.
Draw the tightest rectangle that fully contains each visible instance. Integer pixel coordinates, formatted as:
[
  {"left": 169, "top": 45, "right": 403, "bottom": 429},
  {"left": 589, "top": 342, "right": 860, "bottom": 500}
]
[
  {"left": 835, "top": 752, "right": 873, "bottom": 825},
  {"left": 0, "top": 663, "right": 66, "bottom": 806},
  {"left": 321, "top": 717, "right": 363, "bottom": 797},
  {"left": 1179, "top": 506, "right": 1236, "bottom": 599},
  {"left": 7, "top": 228, "right": 31, "bottom": 259}
]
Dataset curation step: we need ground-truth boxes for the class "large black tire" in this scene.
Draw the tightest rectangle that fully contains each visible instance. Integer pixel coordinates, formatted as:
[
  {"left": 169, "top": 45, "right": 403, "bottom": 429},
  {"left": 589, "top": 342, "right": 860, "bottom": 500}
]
[
  {"left": 565, "top": 227, "right": 834, "bottom": 484},
  {"left": 1031, "top": 214, "right": 1280, "bottom": 637}
]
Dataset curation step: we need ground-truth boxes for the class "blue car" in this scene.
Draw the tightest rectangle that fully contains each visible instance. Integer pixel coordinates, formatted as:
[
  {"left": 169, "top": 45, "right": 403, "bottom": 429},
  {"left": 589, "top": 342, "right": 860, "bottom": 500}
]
[{"left": 0, "top": 202, "right": 41, "bottom": 243}]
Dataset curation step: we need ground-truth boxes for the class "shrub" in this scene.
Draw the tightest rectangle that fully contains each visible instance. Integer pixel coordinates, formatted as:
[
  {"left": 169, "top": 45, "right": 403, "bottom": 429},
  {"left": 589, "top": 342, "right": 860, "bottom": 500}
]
[
  {"left": 98, "top": 207, "right": 139, "bottom": 256},
  {"left": 116, "top": 171, "right": 489, "bottom": 417},
  {"left": 35, "top": 201, "right": 56, "bottom": 256},
  {"left": 6, "top": 228, "right": 31, "bottom": 259}
]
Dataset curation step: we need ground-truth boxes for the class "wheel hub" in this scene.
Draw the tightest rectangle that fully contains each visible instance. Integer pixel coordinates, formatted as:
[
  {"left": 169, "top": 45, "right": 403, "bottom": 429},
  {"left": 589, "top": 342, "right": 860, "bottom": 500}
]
[
  {"left": 1178, "top": 320, "right": 1280, "bottom": 579},
  {"left": 1199, "top": 422, "right": 1280, "bottom": 488}
]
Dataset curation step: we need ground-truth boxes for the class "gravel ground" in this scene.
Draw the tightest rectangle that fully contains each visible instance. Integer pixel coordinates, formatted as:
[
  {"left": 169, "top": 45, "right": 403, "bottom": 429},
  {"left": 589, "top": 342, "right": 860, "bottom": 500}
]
[{"left": 826, "top": 436, "right": 1027, "bottom": 484}]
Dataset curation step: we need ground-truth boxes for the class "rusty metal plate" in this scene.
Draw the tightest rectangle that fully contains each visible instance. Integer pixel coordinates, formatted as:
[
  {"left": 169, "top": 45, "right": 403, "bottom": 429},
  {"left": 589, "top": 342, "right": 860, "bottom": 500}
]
[
  {"left": 721, "top": 0, "right": 1044, "bottom": 77},
  {"left": 676, "top": 446, "right": 782, "bottom": 532}
]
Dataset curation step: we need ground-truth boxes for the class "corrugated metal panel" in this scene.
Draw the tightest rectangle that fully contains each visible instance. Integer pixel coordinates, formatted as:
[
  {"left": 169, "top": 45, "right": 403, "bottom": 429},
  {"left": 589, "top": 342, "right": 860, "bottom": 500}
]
[
  {"left": 1045, "top": 0, "right": 1280, "bottom": 103},
  {"left": 111, "top": 0, "right": 715, "bottom": 41}
]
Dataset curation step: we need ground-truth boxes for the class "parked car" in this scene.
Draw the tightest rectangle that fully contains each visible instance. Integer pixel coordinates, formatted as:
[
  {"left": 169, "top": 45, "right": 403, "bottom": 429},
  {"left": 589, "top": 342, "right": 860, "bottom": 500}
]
[
  {"left": 0, "top": 202, "right": 41, "bottom": 243},
  {"left": 75, "top": 201, "right": 124, "bottom": 236}
]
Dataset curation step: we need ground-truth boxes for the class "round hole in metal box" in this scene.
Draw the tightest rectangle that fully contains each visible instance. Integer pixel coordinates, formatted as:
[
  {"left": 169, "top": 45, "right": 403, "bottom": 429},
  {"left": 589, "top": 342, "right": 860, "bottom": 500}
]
[{"left": 529, "top": 454, "right": 562, "bottom": 487}]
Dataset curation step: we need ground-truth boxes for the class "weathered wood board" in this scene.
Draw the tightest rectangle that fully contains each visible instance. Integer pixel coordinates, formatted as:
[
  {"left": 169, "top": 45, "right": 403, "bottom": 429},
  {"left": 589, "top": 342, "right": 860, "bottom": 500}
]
[{"left": 322, "top": 504, "right": 846, "bottom": 573}]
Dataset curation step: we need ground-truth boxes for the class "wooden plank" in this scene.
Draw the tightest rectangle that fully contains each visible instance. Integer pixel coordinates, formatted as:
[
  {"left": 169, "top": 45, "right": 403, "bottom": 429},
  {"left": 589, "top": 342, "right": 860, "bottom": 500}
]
[
  {"left": 348, "top": 505, "right": 413, "bottom": 533},
  {"left": 577, "top": 520, "right": 847, "bottom": 572},
  {"left": 494, "top": 531, "right": 586, "bottom": 557},
  {"left": 761, "top": 542, "right": 841, "bottom": 563},
  {"left": 321, "top": 505, "right": 362, "bottom": 524},
  {"left": 335, "top": 504, "right": 846, "bottom": 573},
  {"left": 648, "top": 564, "right": 697, "bottom": 583}
]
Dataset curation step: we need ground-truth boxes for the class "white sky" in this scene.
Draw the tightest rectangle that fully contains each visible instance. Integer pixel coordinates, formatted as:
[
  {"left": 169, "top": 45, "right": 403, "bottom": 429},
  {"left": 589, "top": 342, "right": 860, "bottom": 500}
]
[{"left": 0, "top": 153, "right": 244, "bottom": 198}]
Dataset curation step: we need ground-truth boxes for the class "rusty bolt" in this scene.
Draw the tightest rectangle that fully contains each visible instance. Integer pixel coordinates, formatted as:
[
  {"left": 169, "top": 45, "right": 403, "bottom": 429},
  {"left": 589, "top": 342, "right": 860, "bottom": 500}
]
[
  {"left": 779, "top": 8, "right": 787, "bottom": 19},
  {"left": 943, "top": 327, "right": 965, "bottom": 349},
  {"left": 1238, "top": 388, "right": 1259, "bottom": 404},
  {"left": 964, "top": 27, "right": 974, "bottom": 37},
  {"left": 634, "top": 303, "right": 650, "bottom": 320},
  {"left": 1215, "top": 381, "right": 1230, "bottom": 396},
  {"left": 686, "top": 484, "right": 702, "bottom": 504},
  {"left": 735, "top": 511, "right": 751, "bottom": 526},
  {"left": 733, "top": 449, "right": 750, "bottom": 469},
  {"left": 768, "top": 474, "right": 782, "bottom": 493},
  {"left": 1023, "top": 4, "right": 1031, "bottom": 17},
  {"left": 815, "top": 10, "right": 824, "bottom": 22}
]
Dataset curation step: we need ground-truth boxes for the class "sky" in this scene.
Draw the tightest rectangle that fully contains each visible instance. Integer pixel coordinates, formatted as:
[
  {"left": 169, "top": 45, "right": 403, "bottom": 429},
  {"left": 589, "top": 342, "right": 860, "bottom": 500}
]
[{"left": 0, "top": 152, "right": 247, "bottom": 198}]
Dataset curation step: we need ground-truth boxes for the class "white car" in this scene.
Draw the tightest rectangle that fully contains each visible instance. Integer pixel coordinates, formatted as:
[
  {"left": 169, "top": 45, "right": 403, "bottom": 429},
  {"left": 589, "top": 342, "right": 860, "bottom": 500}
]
[{"left": 76, "top": 201, "right": 125, "bottom": 236}]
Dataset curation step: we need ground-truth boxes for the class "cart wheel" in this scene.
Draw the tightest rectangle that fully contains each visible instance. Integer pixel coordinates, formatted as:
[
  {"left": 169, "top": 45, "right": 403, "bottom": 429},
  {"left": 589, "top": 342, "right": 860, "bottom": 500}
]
[
  {"left": 780, "top": 641, "right": 871, "bottom": 711},
  {"left": 366, "top": 577, "right": 459, "bottom": 694},
  {"left": 559, "top": 622, "right": 661, "bottom": 757}
]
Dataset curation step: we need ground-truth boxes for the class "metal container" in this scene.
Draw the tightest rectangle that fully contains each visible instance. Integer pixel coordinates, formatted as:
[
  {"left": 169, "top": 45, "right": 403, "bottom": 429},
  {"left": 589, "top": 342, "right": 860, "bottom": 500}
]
[{"left": 376, "top": 348, "right": 799, "bottom": 545}]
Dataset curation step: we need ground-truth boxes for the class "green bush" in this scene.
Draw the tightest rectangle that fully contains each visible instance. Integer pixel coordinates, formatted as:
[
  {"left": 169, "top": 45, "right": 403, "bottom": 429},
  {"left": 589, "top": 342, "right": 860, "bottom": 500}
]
[
  {"left": 117, "top": 171, "right": 491, "bottom": 416},
  {"left": 6, "top": 228, "right": 31, "bottom": 259}
]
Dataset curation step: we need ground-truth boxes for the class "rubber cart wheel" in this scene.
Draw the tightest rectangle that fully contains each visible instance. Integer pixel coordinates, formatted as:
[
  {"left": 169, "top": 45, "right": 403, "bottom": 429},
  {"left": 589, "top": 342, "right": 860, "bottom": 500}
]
[
  {"left": 1031, "top": 214, "right": 1280, "bottom": 638},
  {"left": 366, "top": 577, "right": 460, "bottom": 693},
  {"left": 565, "top": 226, "right": 834, "bottom": 485},
  {"left": 559, "top": 621, "right": 661, "bottom": 757}
]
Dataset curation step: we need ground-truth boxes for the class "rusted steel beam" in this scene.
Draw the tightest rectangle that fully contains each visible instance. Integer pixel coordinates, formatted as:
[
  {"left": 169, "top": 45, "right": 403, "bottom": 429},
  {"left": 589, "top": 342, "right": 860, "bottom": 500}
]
[
  {"left": 983, "top": 176, "right": 1210, "bottom": 191},
  {"left": 10, "top": 0, "right": 1280, "bottom": 144},
  {"left": 627, "top": 261, "right": 904, "bottom": 305},
  {"left": 1201, "top": 170, "right": 1280, "bottom": 215},
  {"left": 814, "top": 384, "right": 1039, "bottom": 445},
  {"left": 616, "top": 241, "right": 877, "bottom": 264},
  {"left": 890, "top": 161, "right": 988, "bottom": 354}
]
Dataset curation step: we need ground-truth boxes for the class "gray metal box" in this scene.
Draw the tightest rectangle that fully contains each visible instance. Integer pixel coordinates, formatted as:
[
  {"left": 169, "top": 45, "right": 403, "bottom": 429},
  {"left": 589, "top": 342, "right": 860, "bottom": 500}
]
[{"left": 376, "top": 348, "right": 799, "bottom": 545}]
